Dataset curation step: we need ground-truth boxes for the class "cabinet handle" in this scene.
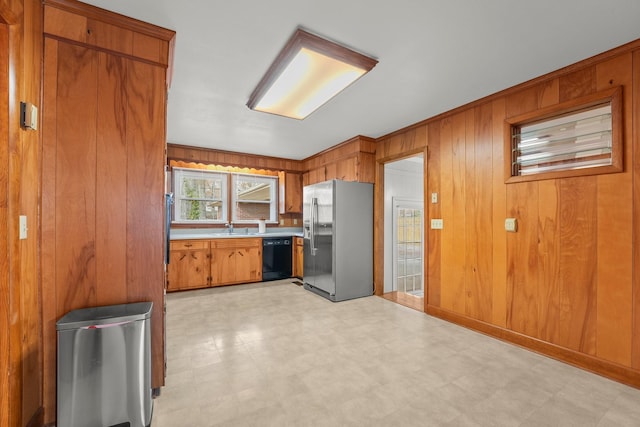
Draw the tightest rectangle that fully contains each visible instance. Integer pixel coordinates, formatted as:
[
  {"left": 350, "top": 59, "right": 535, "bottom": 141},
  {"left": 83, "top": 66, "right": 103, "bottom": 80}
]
[
  {"left": 238, "top": 251, "right": 244, "bottom": 257},
  {"left": 191, "top": 253, "right": 198, "bottom": 260},
  {"left": 184, "top": 243, "right": 192, "bottom": 248},
  {"left": 228, "top": 251, "right": 235, "bottom": 258},
  {"left": 179, "top": 254, "right": 186, "bottom": 261}
]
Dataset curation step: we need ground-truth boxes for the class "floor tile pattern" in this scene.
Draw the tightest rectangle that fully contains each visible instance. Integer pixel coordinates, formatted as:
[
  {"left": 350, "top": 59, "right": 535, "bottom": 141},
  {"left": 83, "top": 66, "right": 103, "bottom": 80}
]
[{"left": 153, "top": 280, "right": 640, "bottom": 426}]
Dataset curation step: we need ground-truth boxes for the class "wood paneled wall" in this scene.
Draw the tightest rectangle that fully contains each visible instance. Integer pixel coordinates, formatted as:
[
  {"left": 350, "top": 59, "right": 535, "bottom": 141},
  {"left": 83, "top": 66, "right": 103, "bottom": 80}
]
[
  {"left": 376, "top": 39, "right": 640, "bottom": 387},
  {"left": 40, "top": 1, "right": 174, "bottom": 424},
  {"left": 0, "top": 0, "right": 43, "bottom": 426},
  {"left": 167, "top": 143, "right": 304, "bottom": 173}
]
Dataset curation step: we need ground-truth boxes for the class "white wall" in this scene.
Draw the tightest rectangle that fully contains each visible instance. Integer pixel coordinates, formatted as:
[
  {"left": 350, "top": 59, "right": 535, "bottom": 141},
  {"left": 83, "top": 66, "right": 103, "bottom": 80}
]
[{"left": 383, "top": 157, "right": 423, "bottom": 293}]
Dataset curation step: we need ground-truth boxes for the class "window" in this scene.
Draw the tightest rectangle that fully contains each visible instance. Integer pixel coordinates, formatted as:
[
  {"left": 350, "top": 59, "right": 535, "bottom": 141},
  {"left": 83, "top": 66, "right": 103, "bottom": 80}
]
[
  {"left": 173, "top": 168, "right": 228, "bottom": 224},
  {"left": 231, "top": 174, "right": 277, "bottom": 223},
  {"left": 172, "top": 167, "right": 278, "bottom": 224},
  {"left": 506, "top": 87, "right": 622, "bottom": 183}
]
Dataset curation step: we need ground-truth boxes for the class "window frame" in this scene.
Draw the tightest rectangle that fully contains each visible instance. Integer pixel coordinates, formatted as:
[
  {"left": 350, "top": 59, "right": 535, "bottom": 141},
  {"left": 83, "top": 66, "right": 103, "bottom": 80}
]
[
  {"left": 172, "top": 167, "right": 228, "bottom": 224},
  {"left": 504, "top": 86, "right": 623, "bottom": 183},
  {"left": 172, "top": 167, "right": 280, "bottom": 226},
  {"left": 230, "top": 173, "right": 278, "bottom": 224}
]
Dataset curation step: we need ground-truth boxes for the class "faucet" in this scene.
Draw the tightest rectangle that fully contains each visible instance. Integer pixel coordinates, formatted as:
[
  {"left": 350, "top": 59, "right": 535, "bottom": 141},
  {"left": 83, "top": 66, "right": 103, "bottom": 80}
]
[{"left": 225, "top": 223, "right": 234, "bottom": 234}]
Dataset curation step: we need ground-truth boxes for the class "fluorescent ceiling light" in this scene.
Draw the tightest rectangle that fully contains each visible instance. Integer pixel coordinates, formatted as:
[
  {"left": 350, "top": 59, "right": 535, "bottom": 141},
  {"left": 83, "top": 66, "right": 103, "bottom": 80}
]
[{"left": 247, "top": 28, "right": 378, "bottom": 120}]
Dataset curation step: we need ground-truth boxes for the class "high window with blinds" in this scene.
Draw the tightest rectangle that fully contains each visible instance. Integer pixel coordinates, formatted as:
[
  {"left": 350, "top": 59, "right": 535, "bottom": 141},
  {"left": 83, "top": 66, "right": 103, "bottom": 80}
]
[{"left": 506, "top": 87, "right": 622, "bottom": 183}]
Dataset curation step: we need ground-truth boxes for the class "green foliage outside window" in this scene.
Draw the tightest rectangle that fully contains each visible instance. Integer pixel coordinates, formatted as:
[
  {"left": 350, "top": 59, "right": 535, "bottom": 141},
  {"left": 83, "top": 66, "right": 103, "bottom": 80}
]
[{"left": 183, "top": 180, "right": 201, "bottom": 220}]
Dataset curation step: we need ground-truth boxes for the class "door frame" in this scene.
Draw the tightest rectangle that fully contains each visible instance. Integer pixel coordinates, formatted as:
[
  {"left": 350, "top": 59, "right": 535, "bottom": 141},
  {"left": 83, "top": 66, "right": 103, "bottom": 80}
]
[
  {"left": 0, "top": 20, "right": 11, "bottom": 427},
  {"left": 374, "top": 147, "right": 428, "bottom": 310}
]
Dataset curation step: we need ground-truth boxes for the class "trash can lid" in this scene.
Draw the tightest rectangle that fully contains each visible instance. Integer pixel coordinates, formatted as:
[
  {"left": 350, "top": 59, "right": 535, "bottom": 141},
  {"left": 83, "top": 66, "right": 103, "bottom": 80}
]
[{"left": 56, "top": 302, "right": 153, "bottom": 331}]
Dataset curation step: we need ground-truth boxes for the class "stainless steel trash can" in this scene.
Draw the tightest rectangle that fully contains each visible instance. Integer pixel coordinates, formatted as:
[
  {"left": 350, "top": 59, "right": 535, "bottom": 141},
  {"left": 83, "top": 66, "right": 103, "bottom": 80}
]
[{"left": 56, "top": 302, "right": 153, "bottom": 427}]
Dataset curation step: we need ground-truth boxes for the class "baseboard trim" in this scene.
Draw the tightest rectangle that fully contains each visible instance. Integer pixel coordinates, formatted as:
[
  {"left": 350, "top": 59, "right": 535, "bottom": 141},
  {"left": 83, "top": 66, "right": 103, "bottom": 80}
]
[{"left": 426, "top": 304, "right": 640, "bottom": 389}]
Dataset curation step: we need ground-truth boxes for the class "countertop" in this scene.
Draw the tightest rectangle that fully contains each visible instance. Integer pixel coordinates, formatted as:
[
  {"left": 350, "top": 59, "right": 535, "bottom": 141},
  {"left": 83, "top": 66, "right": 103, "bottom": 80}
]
[{"left": 170, "top": 227, "right": 303, "bottom": 241}]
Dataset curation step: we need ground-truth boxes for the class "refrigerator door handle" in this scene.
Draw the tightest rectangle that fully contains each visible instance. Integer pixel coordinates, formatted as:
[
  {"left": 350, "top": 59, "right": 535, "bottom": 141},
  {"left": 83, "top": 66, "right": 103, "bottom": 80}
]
[{"left": 310, "top": 197, "right": 317, "bottom": 255}]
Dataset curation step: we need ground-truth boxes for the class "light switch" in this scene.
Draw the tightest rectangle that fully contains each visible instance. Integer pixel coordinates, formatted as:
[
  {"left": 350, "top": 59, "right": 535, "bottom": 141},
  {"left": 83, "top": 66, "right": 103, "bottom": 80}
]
[
  {"left": 430, "top": 219, "right": 443, "bottom": 230},
  {"left": 19, "top": 215, "right": 27, "bottom": 239},
  {"left": 505, "top": 218, "right": 517, "bottom": 232},
  {"left": 431, "top": 192, "right": 438, "bottom": 204},
  {"left": 20, "top": 102, "right": 38, "bottom": 131}
]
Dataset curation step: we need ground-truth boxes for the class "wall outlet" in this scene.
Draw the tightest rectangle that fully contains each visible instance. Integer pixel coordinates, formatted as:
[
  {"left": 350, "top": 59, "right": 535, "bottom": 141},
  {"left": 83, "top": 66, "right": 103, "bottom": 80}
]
[
  {"left": 19, "top": 215, "right": 27, "bottom": 239},
  {"left": 430, "top": 219, "right": 443, "bottom": 230},
  {"left": 431, "top": 192, "right": 438, "bottom": 204},
  {"left": 505, "top": 218, "right": 518, "bottom": 232},
  {"left": 280, "top": 219, "right": 284, "bottom": 225},
  {"left": 293, "top": 218, "right": 298, "bottom": 225}
]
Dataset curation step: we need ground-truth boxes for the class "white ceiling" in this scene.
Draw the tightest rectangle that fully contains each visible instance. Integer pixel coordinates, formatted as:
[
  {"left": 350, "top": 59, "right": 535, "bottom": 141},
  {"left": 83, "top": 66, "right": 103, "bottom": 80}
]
[{"left": 81, "top": 0, "right": 640, "bottom": 161}]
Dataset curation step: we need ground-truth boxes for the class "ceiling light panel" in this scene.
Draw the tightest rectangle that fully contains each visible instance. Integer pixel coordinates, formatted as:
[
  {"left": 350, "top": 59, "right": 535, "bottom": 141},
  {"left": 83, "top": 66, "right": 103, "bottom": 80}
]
[{"left": 247, "top": 28, "right": 378, "bottom": 120}]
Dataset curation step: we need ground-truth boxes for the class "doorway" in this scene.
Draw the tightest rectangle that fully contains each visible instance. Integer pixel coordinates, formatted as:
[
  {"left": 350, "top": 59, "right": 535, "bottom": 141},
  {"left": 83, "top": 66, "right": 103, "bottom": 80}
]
[{"left": 382, "top": 155, "right": 424, "bottom": 311}]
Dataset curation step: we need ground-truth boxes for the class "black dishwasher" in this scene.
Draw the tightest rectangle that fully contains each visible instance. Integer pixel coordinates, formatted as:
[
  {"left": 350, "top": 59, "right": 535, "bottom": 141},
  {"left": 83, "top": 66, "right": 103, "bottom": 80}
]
[{"left": 262, "top": 237, "right": 292, "bottom": 281}]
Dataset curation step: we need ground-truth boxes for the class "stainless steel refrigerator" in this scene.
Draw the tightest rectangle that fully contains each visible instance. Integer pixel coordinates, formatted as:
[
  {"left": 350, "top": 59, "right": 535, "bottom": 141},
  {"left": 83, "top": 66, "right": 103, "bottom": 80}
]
[{"left": 303, "top": 180, "right": 373, "bottom": 301}]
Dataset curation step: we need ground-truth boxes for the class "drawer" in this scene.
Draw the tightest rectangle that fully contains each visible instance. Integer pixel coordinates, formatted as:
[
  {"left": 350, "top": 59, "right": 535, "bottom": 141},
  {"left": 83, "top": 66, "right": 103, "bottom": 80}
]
[
  {"left": 170, "top": 240, "right": 209, "bottom": 250},
  {"left": 211, "top": 238, "right": 262, "bottom": 249}
]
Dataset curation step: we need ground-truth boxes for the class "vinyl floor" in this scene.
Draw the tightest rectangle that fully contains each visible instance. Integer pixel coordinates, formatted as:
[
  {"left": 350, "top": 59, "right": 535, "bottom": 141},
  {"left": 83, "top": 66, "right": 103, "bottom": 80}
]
[{"left": 152, "top": 280, "right": 640, "bottom": 426}]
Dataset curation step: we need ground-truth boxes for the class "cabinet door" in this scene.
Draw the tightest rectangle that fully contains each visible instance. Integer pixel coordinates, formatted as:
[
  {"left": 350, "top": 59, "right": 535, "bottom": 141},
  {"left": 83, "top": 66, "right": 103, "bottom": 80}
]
[
  {"left": 278, "top": 171, "right": 302, "bottom": 214},
  {"left": 337, "top": 156, "right": 357, "bottom": 181},
  {"left": 168, "top": 241, "right": 210, "bottom": 291},
  {"left": 291, "top": 244, "right": 297, "bottom": 278},
  {"left": 324, "top": 163, "right": 337, "bottom": 181},
  {"left": 307, "top": 167, "right": 326, "bottom": 185},
  {"left": 236, "top": 245, "right": 262, "bottom": 283},
  {"left": 211, "top": 238, "right": 263, "bottom": 285},
  {"left": 211, "top": 247, "right": 237, "bottom": 286},
  {"left": 295, "top": 242, "right": 304, "bottom": 278}
]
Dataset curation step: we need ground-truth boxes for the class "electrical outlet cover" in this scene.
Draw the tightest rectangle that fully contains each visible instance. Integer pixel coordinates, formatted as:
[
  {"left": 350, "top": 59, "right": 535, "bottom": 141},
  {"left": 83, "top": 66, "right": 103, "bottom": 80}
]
[{"left": 19, "top": 215, "right": 27, "bottom": 239}]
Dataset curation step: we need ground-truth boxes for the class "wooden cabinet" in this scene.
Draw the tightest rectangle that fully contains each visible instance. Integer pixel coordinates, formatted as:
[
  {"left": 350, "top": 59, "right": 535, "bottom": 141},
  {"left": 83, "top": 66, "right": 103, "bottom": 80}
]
[
  {"left": 293, "top": 237, "right": 304, "bottom": 278},
  {"left": 278, "top": 171, "right": 303, "bottom": 213},
  {"left": 304, "top": 167, "right": 326, "bottom": 186},
  {"left": 303, "top": 136, "right": 376, "bottom": 186},
  {"left": 167, "top": 241, "right": 210, "bottom": 291},
  {"left": 168, "top": 238, "right": 263, "bottom": 290},
  {"left": 211, "top": 238, "right": 262, "bottom": 285},
  {"left": 167, "top": 237, "right": 262, "bottom": 291},
  {"left": 337, "top": 157, "right": 357, "bottom": 181}
]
